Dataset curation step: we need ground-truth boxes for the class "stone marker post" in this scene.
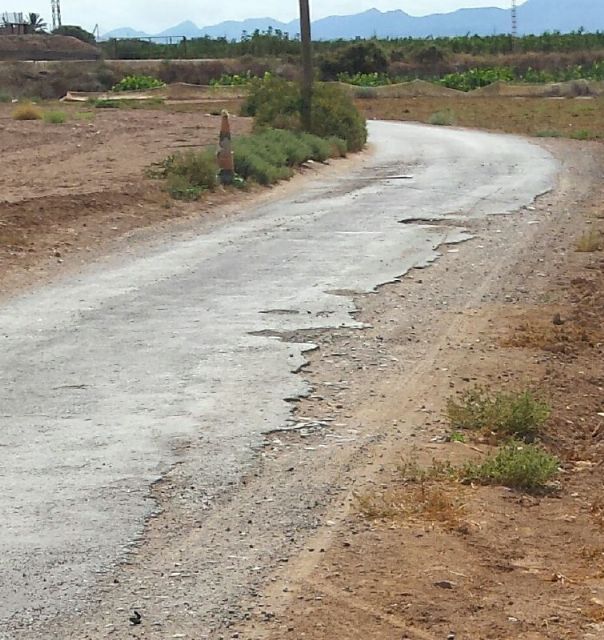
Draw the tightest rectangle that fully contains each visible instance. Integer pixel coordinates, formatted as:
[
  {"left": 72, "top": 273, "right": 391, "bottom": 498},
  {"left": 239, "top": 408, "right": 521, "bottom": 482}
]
[{"left": 217, "top": 110, "right": 235, "bottom": 185}]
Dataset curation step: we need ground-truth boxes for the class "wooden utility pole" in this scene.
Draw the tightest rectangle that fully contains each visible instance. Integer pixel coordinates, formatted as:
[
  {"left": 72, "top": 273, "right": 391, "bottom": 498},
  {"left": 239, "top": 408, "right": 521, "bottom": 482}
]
[{"left": 299, "top": 0, "right": 313, "bottom": 131}]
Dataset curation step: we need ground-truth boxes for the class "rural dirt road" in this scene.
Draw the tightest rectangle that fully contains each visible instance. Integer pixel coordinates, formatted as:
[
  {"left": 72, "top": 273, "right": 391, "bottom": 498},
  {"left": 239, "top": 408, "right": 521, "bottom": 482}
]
[{"left": 0, "top": 121, "right": 559, "bottom": 638}]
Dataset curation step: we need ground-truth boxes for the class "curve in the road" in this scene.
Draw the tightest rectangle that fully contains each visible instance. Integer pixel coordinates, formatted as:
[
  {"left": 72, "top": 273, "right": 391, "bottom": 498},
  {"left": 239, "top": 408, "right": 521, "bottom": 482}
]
[{"left": 0, "top": 121, "right": 557, "bottom": 626}]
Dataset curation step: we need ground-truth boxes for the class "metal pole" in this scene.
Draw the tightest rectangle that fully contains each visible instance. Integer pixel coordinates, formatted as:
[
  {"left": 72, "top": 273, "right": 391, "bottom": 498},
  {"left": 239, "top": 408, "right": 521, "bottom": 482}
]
[
  {"left": 511, "top": 0, "right": 518, "bottom": 51},
  {"left": 298, "top": 0, "right": 313, "bottom": 132}
]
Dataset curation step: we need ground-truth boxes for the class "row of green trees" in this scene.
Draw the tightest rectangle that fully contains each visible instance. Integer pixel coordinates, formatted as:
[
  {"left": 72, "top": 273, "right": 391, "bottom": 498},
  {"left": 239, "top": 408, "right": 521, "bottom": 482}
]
[{"left": 99, "top": 28, "right": 604, "bottom": 61}]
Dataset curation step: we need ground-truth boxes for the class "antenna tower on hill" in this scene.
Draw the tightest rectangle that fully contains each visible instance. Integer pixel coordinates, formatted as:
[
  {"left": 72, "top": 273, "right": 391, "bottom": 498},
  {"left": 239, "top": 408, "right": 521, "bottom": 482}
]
[{"left": 51, "top": 0, "right": 62, "bottom": 31}]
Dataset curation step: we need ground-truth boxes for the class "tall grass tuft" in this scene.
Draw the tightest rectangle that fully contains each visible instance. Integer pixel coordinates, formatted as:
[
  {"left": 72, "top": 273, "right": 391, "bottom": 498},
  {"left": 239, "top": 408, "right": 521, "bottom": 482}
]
[
  {"left": 12, "top": 103, "right": 43, "bottom": 121},
  {"left": 463, "top": 441, "right": 559, "bottom": 492},
  {"left": 43, "top": 110, "right": 68, "bottom": 124},
  {"left": 446, "top": 386, "right": 550, "bottom": 442}
]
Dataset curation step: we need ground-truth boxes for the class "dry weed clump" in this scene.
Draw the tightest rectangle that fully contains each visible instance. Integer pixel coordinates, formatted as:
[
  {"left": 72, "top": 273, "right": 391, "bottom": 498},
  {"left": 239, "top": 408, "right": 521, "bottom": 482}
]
[
  {"left": 12, "top": 103, "right": 43, "bottom": 121},
  {"left": 576, "top": 229, "right": 603, "bottom": 252},
  {"left": 357, "top": 485, "right": 465, "bottom": 529},
  {"left": 501, "top": 317, "right": 594, "bottom": 352}
]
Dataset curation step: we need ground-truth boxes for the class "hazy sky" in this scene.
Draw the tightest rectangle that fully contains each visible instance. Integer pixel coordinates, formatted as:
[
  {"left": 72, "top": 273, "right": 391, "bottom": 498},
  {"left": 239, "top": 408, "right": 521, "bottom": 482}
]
[{"left": 20, "top": 1, "right": 516, "bottom": 33}]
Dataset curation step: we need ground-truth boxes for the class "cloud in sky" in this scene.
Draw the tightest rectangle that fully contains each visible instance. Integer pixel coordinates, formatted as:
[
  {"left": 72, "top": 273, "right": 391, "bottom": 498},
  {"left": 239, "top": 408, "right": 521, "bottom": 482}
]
[{"left": 21, "top": 1, "right": 515, "bottom": 33}]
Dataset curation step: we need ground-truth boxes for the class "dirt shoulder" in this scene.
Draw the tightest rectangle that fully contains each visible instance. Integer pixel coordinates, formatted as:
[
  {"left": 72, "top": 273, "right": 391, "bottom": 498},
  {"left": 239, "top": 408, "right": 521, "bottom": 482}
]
[
  {"left": 0, "top": 104, "right": 251, "bottom": 295},
  {"left": 230, "top": 140, "right": 604, "bottom": 640}
]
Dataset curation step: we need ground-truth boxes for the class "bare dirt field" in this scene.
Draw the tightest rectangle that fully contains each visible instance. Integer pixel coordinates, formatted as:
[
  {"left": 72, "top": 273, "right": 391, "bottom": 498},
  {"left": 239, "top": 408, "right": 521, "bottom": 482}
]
[
  {"left": 358, "top": 95, "right": 604, "bottom": 140},
  {"left": 0, "top": 103, "right": 250, "bottom": 295}
]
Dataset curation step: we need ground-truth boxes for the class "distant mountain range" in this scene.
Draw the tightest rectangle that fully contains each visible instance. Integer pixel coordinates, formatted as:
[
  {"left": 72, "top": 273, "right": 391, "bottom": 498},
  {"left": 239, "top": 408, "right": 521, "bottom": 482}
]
[{"left": 102, "top": 0, "right": 603, "bottom": 41}]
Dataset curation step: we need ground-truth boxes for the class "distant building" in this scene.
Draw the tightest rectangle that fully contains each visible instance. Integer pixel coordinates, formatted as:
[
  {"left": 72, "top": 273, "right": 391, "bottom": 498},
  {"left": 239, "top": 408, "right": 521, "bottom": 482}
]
[{"left": 0, "top": 12, "right": 29, "bottom": 35}]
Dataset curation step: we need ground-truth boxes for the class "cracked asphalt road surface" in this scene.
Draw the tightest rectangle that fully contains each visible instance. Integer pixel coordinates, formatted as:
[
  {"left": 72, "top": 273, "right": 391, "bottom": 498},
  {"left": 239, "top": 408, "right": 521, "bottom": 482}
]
[{"left": 0, "top": 121, "right": 557, "bottom": 631}]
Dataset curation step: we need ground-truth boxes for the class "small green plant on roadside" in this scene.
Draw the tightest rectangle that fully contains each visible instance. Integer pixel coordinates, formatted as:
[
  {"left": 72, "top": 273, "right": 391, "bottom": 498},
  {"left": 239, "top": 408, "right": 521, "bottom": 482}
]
[
  {"left": 462, "top": 441, "right": 559, "bottom": 492},
  {"left": 535, "top": 129, "right": 563, "bottom": 138},
  {"left": 112, "top": 74, "right": 165, "bottom": 92},
  {"left": 43, "top": 110, "right": 67, "bottom": 124},
  {"left": 165, "top": 173, "right": 206, "bottom": 201},
  {"left": 446, "top": 386, "right": 550, "bottom": 442},
  {"left": 160, "top": 149, "right": 218, "bottom": 200},
  {"left": 429, "top": 109, "right": 456, "bottom": 126},
  {"left": 0, "top": 91, "right": 12, "bottom": 103},
  {"left": 450, "top": 431, "right": 466, "bottom": 443},
  {"left": 570, "top": 129, "right": 592, "bottom": 140},
  {"left": 12, "top": 103, "right": 43, "bottom": 121},
  {"left": 576, "top": 229, "right": 603, "bottom": 252}
]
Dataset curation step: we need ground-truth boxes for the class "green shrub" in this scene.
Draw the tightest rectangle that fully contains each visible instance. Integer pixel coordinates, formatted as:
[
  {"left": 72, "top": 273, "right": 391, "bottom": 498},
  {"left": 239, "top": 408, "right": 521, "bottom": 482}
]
[
  {"left": 310, "top": 83, "right": 367, "bottom": 152},
  {"left": 429, "top": 109, "right": 456, "bottom": 126},
  {"left": 156, "top": 129, "right": 345, "bottom": 195},
  {"left": 327, "top": 136, "right": 348, "bottom": 158},
  {"left": 43, "top": 110, "right": 67, "bottom": 124},
  {"left": 234, "top": 129, "right": 345, "bottom": 185},
  {"left": 91, "top": 98, "right": 121, "bottom": 109},
  {"left": 241, "top": 74, "right": 300, "bottom": 120},
  {"left": 261, "top": 128, "right": 314, "bottom": 166},
  {"left": 0, "top": 91, "right": 12, "bottom": 103},
  {"left": 463, "top": 442, "right": 559, "bottom": 491},
  {"left": 161, "top": 149, "right": 218, "bottom": 199},
  {"left": 52, "top": 25, "right": 96, "bottom": 44},
  {"left": 112, "top": 75, "right": 165, "bottom": 92},
  {"left": 298, "top": 132, "right": 333, "bottom": 162},
  {"left": 242, "top": 76, "right": 367, "bottom": 153},
  {"left": 12, "top": 103, "right": 43, "bottom": 120},
  {"left": 210, "top": 71, "right": 259, "bottom": 86},
  {"left": 234, "top": 140, "right": 293, "bottom": 185},
  {"left": 570, "top": 129, "right": 592, "bottom": 140},
  {"left": 446, "top": 386, "right": 550, "bottom": 442},
  {"left": 165, "top": 174, "right": 206, "bottom": 201},
  {"left": 441, "top": 67, "right": 515, "bottom": 92},
  {"left": 319, "top": 41, "right": 389, "bottom": 79},
  {"left": 336, "top": 72, "right": 392, "bottom": 87}
]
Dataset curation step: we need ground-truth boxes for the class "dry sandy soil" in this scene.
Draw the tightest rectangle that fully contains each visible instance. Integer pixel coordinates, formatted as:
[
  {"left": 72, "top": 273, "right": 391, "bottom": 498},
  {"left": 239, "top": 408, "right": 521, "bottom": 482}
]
[
  {"left": 1, "top": 102, "right": 603, "bottom": 639},
  {"left": 232, "top": 144, "right": 604, "bottom": 640},
  {"left": 0, "top": 103, "right": 250, "bottom": 295},
  {"left": 357, "top": 96, "right": 604, "bottom": 141}
]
